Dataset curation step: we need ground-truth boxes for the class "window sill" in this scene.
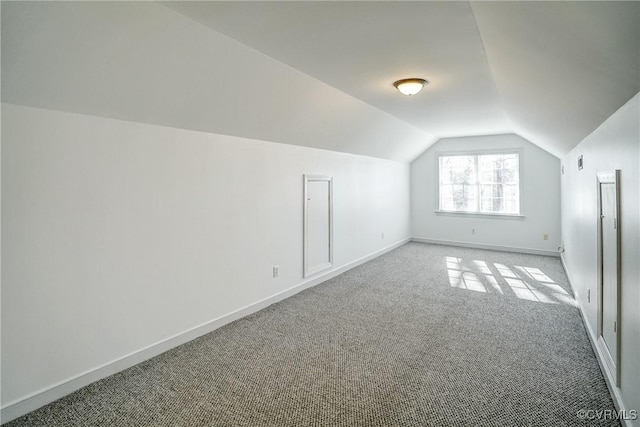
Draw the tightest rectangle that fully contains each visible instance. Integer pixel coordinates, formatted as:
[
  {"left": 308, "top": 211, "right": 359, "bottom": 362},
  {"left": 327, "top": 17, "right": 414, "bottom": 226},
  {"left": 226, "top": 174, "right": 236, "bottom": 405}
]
[{"left": 435, "top": 210, "right": 525, "bottom": 219}]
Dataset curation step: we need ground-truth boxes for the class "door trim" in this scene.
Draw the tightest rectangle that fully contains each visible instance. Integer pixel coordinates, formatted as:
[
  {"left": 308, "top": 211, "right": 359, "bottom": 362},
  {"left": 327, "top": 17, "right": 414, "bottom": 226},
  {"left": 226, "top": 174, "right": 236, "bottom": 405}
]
[
  {"left": 303, "top": 174, "right": 333, "bottom": 278},
  {"left": 596, "top": 169, "right": 621, "bottom": 386}
]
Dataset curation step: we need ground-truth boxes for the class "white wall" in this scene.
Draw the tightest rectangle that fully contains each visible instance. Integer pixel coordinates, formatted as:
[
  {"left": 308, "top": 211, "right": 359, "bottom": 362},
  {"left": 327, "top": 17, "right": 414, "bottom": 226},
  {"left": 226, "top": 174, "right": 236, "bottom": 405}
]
[
  {"left": 561, "top": 93, "right": 640, "bottom": 425},
  {"left": 0, "top": 2, "right": 420, "bottom": 419},
  {"left": 1, "top": 103, "right": 411, "bottom": 414},
  {"left": 411, "top": 134, "right": 561, "bottom": 255}
]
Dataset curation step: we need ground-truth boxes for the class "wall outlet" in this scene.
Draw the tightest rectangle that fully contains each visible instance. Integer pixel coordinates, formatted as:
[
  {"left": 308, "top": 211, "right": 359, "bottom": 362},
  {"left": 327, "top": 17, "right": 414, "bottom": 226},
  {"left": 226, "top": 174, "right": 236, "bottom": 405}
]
[
  {"left": 273, "top": 266, "right": 279, "bottom": 278},
  {"left": 543, "top": 233, "right": 549, "bottom": 240},
  {"left": 471, "top": 228, "right": 476, "bottom": 234}
]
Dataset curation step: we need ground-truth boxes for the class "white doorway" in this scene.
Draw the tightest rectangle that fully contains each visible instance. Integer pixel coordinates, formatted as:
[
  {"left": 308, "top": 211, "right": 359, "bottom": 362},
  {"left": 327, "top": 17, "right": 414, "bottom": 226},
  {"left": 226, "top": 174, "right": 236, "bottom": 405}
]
[
  {"left": 596, "top": 170, "right": 621, "bottom": 385},
  {"left": 303, "top": 175, "right": 333, "bottom": 278}
]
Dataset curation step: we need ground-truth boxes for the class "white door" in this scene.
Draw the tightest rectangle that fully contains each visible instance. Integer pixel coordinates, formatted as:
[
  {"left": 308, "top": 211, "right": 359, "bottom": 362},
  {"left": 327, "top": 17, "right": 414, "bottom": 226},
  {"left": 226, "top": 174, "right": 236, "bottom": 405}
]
[
  {"left": 600, "top": 183, "right": 617, "bottom": 364},
  {"left": 303, "top": 175, "right": 333, "bottom": 277},
  {"left": 596, "top": 170, "right": 620, "bottom": 385}
]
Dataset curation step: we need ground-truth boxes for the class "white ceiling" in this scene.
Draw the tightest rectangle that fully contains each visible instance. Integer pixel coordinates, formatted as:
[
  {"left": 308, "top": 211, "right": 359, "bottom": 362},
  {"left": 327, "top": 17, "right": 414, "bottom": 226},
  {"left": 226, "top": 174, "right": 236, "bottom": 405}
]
[
  {"left": 163, "top": 1, "right": 640, "bottom": 158},
  {"left": 3, "top": 1, "right": 437, "bottom": 163}
]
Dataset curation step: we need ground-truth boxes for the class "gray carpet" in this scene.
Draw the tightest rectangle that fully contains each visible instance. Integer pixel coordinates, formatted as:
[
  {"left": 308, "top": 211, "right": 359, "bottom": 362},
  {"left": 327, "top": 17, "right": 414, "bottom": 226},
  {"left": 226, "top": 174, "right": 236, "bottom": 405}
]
[{"left": 5, "top": 242, "right": 619, "bottom": 426}]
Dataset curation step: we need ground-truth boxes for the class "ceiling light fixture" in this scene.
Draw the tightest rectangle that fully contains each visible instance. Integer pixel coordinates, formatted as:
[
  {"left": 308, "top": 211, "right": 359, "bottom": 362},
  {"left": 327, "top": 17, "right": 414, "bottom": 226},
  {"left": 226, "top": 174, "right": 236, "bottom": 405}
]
[{"left": 393, "top": 78, "right": 428, "bottom": 96}]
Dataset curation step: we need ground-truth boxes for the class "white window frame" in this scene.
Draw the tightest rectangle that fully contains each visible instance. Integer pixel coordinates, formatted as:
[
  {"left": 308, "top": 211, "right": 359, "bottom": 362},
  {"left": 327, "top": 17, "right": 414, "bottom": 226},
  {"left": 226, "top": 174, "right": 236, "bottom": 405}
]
[{"left": 435, "top": 149, "right": 524, "bottom": 218}]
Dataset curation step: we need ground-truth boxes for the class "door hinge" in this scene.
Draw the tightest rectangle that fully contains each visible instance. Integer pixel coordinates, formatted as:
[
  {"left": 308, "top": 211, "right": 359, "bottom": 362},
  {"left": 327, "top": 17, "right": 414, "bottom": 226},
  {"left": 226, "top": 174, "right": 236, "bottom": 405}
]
[
  {"left": 614, "top": 218, "right": 617, "bottom": 229},
  {"left": 614, "top": 321, "right": 617, "bottom": 333}
]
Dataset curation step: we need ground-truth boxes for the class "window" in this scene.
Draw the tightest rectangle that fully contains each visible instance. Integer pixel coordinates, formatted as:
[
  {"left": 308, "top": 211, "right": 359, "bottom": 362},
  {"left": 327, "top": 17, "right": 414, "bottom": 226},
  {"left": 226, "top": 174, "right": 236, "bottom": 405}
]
[{"left": 439, "top": 152, "right": 520, "bottom": 215}]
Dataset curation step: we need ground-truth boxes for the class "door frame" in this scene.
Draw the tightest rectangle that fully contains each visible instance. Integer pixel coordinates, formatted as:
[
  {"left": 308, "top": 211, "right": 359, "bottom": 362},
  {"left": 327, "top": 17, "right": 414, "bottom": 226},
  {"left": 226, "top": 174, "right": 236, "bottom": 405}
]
[
  {"left": 303, "top": 174, "right": 333, "bottom": 278},
  {"left": 596, "top": 169, "right": 621, "bottom": 385}
]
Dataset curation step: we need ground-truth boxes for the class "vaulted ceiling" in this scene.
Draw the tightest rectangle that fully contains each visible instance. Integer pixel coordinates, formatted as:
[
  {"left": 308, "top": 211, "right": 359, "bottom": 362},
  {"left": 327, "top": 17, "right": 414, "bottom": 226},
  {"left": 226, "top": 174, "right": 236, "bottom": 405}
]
[
  {"left": 3, "top": 2, "right": 638, "bottom": 162},
  {"left": 163, "top": 1, "right": 640, "bottom": 158}
]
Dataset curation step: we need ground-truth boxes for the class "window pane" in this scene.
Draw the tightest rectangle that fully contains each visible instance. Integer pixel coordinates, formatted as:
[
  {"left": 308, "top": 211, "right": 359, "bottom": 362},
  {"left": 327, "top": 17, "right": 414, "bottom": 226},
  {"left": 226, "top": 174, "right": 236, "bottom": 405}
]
[
  {"left": 479, "top": 154, "right": 519, "bottom": 184},
  {"left": 504, "top": 184, "right": 518, "bottom": 199},
  {"left": 440, "top": 155, "right": 478, "bottom": 211},
  {"left": 480, "top": 184, "right": 492, "bottom": 199},
  {"left": 452, "top": 184, "right": 476, "bottom": 211},
  {"left": 441, "top": 184, "right": 453, "bottom": 199},
  {"left": 504, "top": 199, "right": 519, "bottom": 214},
  {"left": 441, "top": 198, "right": 455, "bottom": 211},
  {"left": 440, "top": 156, "right": 476, "bottom": 184},
  {"left": 492, "top": 198, "right": 504, "bottom": 213},
  {"left": 439, "top": 153, "right": 519, "bottom": 214},
  {"left": 477, "top": 153, "right": 519, "bottom": 214}
]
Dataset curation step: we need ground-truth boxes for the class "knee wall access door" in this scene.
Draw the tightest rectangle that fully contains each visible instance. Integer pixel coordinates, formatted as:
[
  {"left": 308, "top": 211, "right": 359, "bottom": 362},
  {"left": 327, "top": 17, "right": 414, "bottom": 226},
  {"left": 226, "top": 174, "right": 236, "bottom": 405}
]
[
  {"left": 303, "top": 175, "right": 333, "bottom": 278},
  {"left": 596, "top": 170, "right": 621, "bottom": 385}
]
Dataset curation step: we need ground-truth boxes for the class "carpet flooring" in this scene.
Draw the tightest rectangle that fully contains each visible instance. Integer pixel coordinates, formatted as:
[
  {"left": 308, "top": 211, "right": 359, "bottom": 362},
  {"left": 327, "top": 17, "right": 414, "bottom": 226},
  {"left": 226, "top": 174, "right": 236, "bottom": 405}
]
[{"left": 5, "top": 243, "right": 619, "bottom": 426}]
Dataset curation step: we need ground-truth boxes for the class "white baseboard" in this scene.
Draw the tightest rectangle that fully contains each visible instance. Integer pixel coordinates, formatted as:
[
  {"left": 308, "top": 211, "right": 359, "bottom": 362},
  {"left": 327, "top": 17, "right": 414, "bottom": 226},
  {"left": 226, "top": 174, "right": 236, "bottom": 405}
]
[
  {"left": 0, "top": 238, "right": 410, "bottom": 424},
  {"left": 411, "top": 237, "right": 560, "bottom": 257},
  {"left": 560, "top": 254, "right": 634, "bottom": 427}
]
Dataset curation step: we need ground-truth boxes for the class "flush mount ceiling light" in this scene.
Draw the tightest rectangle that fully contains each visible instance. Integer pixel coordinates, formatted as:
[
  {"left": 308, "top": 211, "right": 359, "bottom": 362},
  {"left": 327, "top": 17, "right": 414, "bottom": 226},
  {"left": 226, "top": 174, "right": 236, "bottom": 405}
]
[{"left": 393, "top": 78, "right": 428, "bottom": 96}]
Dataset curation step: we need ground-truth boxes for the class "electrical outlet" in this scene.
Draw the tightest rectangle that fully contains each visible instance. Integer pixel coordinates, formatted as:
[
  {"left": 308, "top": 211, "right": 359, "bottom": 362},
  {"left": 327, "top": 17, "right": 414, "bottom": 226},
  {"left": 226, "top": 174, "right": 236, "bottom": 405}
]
[
  {"left": 543, "top": 233, "right": 549, "bottom": 240},
  {"left": 471, "top": 228, "right": 476, "bottom": 235},
  {"left": 273, "top": 266, "right": 279, "bottom": 278}
]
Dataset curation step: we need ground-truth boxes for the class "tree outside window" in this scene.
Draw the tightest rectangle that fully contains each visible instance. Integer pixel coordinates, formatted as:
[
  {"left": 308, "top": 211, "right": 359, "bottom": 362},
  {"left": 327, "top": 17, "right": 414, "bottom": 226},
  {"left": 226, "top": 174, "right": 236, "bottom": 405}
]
[{"left": 439, "top": 153, "right": 520, "bottom": 215}]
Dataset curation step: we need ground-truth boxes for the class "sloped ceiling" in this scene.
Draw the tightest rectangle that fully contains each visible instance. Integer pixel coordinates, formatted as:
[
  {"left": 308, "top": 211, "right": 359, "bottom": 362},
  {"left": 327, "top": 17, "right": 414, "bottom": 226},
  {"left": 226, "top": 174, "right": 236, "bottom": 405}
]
[
  {"left": 162, "top": 1, "right": 640, "bottom": 159},
  {"left": 2, "top": 1, "right": 436, "bottom": 163}
]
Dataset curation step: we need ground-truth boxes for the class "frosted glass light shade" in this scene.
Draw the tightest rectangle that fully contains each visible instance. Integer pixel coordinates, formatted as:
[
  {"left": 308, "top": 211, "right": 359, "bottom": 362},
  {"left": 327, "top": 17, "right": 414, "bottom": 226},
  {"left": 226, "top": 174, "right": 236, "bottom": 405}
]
[{"left": 393, "top": 78, "right": 428, "bottom": 96}]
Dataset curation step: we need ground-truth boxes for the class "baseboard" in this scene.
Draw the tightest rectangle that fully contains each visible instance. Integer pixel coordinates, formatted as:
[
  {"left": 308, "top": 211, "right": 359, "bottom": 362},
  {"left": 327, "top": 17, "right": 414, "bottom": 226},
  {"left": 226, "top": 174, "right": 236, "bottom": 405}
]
[
  {"left": 0, "top": 237, "right": 410, "bottom": 424},
  {"left": 560, "top": 254, "right": 634, "bottom": 427},
  {"left": 411, "top": 237, "right": 560, "bottom": 257}
]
